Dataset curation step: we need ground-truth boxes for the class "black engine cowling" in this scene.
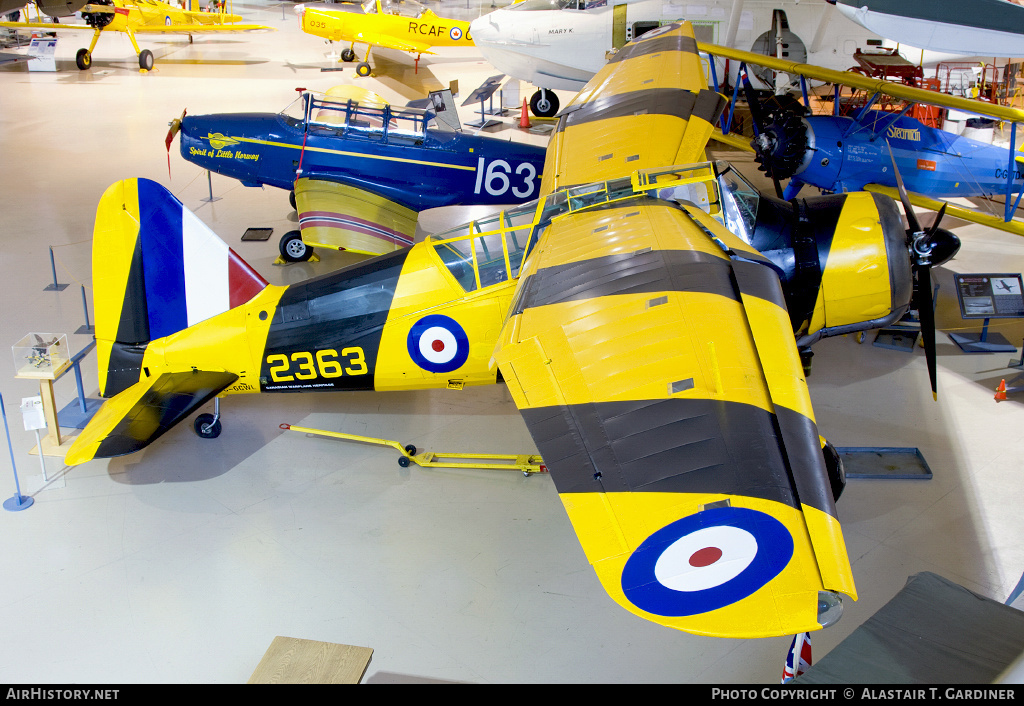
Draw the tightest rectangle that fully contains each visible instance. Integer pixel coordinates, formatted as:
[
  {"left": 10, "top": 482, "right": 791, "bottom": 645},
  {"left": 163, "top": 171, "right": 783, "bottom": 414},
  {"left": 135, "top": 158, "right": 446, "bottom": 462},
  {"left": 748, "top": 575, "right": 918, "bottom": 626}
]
[{"left": 716, "top": 162, "right": 913, "bottom": 346}]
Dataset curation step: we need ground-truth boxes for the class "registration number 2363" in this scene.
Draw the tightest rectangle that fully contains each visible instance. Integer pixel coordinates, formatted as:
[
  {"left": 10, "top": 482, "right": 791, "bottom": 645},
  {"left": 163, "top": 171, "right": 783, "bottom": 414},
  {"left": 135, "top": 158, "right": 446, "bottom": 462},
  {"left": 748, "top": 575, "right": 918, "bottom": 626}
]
[{"left": 266, "top": 348, "right": 368, "bottom": 382}]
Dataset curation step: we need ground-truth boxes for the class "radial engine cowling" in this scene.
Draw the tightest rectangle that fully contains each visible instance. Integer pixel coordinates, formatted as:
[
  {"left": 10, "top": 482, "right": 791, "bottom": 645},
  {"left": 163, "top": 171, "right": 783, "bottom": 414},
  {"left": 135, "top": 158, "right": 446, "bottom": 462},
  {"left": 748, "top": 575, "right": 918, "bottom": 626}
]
[{"left": 719, "top": 165, "right": 912, "bottom": 345}]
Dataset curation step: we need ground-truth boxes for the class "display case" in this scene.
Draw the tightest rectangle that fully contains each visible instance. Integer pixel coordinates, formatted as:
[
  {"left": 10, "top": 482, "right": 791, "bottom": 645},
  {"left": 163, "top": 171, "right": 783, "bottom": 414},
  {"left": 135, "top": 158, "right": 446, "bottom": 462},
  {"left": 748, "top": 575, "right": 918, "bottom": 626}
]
[{"left": 12, "top": 333, "right": 69, "bottom": 379}]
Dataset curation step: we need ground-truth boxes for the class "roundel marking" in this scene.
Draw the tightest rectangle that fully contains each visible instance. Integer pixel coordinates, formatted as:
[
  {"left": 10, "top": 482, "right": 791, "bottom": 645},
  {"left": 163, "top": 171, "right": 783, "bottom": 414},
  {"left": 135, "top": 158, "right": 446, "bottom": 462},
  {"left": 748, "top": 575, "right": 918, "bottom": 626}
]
[
  {"left": 450, "top": 26, "right": 463, "bottom": 41},
  {"left": 620, "top": 506, "right": 794, "bottom": 617},
  {"left": 407, "top": 315, "right": 469, "bottom": 373}
]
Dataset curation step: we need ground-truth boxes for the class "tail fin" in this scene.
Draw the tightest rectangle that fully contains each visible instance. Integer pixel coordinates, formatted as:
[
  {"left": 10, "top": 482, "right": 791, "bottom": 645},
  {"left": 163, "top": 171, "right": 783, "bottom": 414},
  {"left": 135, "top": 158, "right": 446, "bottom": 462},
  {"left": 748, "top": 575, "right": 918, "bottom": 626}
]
[{"left": 93, "top": 178, "right": 267, "bottom": 397}]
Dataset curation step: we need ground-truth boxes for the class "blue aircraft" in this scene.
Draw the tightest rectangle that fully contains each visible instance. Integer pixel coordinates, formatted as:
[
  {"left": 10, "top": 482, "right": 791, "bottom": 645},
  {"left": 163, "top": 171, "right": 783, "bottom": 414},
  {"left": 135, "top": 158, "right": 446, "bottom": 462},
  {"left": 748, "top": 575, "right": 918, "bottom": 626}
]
[
  {"left": 700, "top": 41, "right": 1024, "bottom": 237},
  {"left": 167, "top": 87, "right": 548, "bottom": 262},
  {"left": 751, "top": 108, "right": 1024, "bottom": 202}
]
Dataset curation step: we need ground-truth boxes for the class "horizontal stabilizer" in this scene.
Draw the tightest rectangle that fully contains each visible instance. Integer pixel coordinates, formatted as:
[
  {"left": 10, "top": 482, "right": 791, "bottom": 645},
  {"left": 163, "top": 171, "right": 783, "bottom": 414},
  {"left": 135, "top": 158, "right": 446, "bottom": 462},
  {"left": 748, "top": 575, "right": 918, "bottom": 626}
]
[{"left": 65, "top": 370, "right": 237, "bottom": 466}]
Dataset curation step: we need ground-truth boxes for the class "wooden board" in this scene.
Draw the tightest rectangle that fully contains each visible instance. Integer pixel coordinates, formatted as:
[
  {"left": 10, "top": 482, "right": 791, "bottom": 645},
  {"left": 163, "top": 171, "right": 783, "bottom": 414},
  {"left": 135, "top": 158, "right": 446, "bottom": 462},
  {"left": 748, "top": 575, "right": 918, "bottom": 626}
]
[{"left": 247, "top": 636, "right": 373, "bottom": 684}]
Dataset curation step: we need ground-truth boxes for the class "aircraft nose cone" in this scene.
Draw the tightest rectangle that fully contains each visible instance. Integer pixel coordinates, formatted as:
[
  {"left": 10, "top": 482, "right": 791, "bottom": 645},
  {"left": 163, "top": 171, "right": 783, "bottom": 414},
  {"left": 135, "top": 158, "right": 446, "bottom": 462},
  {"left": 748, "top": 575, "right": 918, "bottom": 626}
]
[
  {"left": 925, "top": 228, "right": 961, "bottom": 269},
  {"left": 469, "top": 12, "right": 501, "bottom": 45}
]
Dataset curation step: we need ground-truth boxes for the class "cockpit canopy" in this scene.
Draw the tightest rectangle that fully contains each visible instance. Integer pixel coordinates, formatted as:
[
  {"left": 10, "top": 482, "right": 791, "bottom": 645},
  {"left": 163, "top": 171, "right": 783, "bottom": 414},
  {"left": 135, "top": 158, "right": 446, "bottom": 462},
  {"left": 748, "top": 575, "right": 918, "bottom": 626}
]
[
  {"left": 363, "top": 0, "right": 428, "bottom": 17},
  {"left": 279, "top": 87, "right": 455, "bottom": 144}
]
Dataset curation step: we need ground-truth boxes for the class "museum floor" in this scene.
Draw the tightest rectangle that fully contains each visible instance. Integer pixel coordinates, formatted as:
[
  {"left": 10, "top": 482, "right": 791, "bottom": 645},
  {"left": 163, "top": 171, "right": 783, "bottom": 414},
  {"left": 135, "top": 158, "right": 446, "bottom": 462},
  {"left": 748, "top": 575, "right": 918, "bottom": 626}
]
[{"left": 2, "top": 0, "right": 1024, "bottom": 684}]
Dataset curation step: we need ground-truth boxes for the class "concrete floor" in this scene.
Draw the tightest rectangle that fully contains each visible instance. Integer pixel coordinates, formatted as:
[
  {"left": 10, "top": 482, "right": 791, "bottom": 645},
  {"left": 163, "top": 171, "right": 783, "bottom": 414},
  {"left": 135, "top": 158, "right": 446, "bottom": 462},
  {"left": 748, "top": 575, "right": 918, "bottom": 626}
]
[{"left": 1, "top": 0, "right": 1024, "bottom": 684}]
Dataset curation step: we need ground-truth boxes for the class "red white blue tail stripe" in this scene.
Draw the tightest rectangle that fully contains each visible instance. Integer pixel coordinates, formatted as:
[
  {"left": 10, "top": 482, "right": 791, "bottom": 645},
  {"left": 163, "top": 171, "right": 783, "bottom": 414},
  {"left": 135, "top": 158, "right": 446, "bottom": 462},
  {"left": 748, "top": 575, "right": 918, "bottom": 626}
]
[{"left": 137, "top": 179, "right": 267, "bottom": 340}]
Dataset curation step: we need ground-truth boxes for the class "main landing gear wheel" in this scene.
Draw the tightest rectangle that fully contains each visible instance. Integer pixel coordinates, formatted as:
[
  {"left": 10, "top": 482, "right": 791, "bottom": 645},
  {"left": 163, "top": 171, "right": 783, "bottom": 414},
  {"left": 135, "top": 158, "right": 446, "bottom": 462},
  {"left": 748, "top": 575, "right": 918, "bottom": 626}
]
[
  {"left": 193, "top": 413, "right": 222, "bottom": 439},
  {"left": 139, "top": 49, "right": 154, "bottom": 71},
  {"left": 279, "top": 230, "right": 313, "bottom": 262},
  {"left": 289, "top": 190, "right": 297, "bottom": 211},
  {"left": 355, "top": 62, "right": 371, "bottom": 77},
  {"left": 341, "top": 48, "right": 356, "bottom": 62},
  {"left": 529, "top": 89, "right": 559, "bottom": 118},
  {"left": 75, "top": 48, "right": 92, "bottom": 70}
]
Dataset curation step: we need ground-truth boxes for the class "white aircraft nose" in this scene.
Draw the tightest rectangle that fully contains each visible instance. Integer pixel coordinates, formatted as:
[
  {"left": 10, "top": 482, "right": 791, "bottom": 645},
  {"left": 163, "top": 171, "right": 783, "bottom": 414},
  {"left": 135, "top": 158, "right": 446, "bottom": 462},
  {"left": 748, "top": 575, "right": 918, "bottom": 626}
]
[{"left": 469, "top": 11, "right": 503, "bottom": 45}]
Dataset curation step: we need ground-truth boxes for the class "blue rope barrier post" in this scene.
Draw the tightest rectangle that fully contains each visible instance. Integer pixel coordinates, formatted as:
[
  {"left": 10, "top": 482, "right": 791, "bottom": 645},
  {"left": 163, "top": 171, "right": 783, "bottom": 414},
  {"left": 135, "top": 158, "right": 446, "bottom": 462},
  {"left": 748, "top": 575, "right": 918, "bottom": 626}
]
[
  {"left": 75, "top": 285, "right": 93, "bottom": 335},
  {"left": 1, "top": 393, "right": 33, "bottom": 512},
  {"left": 43, "top": 246, "right": 68, "bottom": 292}
]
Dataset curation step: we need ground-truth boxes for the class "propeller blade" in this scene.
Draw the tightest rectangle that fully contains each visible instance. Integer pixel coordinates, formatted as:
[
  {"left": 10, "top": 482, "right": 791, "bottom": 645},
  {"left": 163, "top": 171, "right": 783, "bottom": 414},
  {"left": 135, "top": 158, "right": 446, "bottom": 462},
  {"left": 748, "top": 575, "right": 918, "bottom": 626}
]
[
  {"left": 925, "top": 202, "right": 948, "bottom": 240},
  {"left": 165, "top": 108, "right": 186, "bottom": 153},
  {"left": 916, "top": 264, "right": 938, "bottom": 401},
  {"left": 165, "top": 109, "right": 186, "bottom": 179},
  {"left": 886, "top": 140, "right": 921, "bottom": 235},
  {"left": 740, "top": 69, "right": 768, "bottom": 135}
]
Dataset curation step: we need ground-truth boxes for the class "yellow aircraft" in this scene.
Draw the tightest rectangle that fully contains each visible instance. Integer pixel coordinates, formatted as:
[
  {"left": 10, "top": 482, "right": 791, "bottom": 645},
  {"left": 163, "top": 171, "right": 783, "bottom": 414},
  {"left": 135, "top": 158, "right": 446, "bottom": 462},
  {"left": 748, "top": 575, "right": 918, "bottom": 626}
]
[
  {"left": 66, "top": 23, "right": 958, "bottom": 638},
  {"left": 296, "top": 0, "right": 473, "bottom": 76},
  {"left": 0, "top": 0, "right": 273, "bottom": 71}
]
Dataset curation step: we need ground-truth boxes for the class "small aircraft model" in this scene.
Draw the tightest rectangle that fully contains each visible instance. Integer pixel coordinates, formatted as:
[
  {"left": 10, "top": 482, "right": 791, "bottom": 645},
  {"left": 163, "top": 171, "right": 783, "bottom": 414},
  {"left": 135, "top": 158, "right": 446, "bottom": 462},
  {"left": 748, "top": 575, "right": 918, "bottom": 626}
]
[
  {"left": 67, "top": 22, "right": 965, "bottom": 639},
  {"left": 699, "top": 39, "right": 1024, "bottom": 237},
  {"left": 295, "top": 0, "right": 473, "bottom": 76},
  {"left": 167, "top": 85, "right": 547, "bottom": 262},
  {"left": 468, "top": 0, "right": 879, "bottom": 117},
  {"left": 0, "top": 0, "right": 273, "bottom": 71},
  {"left": 827, "top": 0, "right": 1024, "bottom": 57}
]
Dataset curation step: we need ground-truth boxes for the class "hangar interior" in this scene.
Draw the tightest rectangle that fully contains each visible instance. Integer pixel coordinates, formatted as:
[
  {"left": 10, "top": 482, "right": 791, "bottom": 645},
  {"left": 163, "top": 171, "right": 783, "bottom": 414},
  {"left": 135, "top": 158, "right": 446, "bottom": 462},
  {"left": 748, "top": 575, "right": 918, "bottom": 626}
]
[{"left": 1, "top": 0, "right": 1024, "bottom": 684}]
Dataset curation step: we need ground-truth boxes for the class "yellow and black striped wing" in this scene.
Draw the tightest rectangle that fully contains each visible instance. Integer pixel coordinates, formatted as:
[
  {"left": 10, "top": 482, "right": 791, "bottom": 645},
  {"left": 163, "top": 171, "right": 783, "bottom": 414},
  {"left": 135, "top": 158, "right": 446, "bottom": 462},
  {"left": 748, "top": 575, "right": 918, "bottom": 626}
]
[
  {"left": 494, "top": 197, "right": 857, "bottom": 638},
  {"left": 539, "top": 22, "right": 727, "bottom": 197}
]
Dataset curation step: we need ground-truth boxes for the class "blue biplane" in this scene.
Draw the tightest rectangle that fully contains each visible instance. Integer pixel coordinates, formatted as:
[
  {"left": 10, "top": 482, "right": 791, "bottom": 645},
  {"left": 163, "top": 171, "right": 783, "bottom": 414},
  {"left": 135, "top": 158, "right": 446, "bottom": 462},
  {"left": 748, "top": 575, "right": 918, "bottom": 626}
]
[
  {"left": 168, "top": 87, "right": 548, "bottom": 261},
  {"left": 701, "top": 41, "right": 1024, "bottom": 238}
]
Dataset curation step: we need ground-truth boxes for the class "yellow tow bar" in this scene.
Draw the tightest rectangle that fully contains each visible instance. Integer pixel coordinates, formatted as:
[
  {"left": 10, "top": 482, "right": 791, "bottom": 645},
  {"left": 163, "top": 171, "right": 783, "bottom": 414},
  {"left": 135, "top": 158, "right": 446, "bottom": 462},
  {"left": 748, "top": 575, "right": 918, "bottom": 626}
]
[{"left": 280, "top": 423, "right": 547, "bottom": 475}]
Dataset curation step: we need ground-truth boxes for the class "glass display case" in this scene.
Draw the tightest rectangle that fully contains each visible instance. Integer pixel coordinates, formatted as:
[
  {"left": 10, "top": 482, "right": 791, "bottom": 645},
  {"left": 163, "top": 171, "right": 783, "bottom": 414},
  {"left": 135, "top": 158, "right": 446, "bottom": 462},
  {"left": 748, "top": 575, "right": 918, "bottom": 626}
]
[{"left": 12, "top": 333, "right": 69, "bottom": 379}]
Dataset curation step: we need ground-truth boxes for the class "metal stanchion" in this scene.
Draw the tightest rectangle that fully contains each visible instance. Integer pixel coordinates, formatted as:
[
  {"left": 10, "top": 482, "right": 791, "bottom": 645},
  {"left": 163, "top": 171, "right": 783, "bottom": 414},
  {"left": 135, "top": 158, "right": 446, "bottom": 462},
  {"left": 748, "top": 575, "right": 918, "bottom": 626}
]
[
  {"left": 43, "top": 246, "right": 68, "bottom": 291},
  {"left": 1, "top": 394, "right": 33, "bottom": 512}
]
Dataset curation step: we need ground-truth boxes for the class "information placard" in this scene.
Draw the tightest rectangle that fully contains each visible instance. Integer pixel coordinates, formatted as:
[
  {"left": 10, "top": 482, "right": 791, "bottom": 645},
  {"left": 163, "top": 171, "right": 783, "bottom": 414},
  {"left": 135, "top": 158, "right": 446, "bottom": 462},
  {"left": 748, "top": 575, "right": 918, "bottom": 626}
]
[
  {"left": 27, "top": 37, "right": 57, "bottom": 73},
  {"left": 954, "top": 273, "right": 1024, "bottom": 319}
]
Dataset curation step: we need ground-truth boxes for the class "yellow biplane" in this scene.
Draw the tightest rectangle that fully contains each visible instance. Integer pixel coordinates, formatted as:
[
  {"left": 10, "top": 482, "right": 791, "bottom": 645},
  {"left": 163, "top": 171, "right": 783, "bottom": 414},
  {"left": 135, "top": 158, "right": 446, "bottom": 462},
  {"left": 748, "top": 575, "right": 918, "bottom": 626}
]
[
  {"left": 0, "top": 0, "right": 273, "bottom": 71},
  {"left": 296, "top": 0, "right": 473, "bottom": 76},
  {"left": 66, "top": 22, "right": 960, "bottom": 638}
]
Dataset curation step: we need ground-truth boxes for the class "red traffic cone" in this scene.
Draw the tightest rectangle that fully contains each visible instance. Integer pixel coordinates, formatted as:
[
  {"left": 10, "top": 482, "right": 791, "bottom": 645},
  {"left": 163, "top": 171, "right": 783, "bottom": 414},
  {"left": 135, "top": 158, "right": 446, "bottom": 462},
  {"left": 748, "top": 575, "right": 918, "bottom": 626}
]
[
  {"left": 519, "top": 98, "right": 532, "bottom": 129},
  {"left": 995, "top": 379, "right": 1008, "bottom": 401}
]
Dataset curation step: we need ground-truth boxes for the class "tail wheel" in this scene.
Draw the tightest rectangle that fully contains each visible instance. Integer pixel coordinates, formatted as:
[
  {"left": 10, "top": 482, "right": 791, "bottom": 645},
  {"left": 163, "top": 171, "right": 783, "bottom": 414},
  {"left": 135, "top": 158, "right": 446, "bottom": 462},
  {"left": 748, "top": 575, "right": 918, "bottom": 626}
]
[
  {"left": 193, "top": 413, "right": 222, "bottom": 439},
  {"left": 529, "top": 89, "right": 559, "bottom": 118},
  {"left": 139, "top": 49, "right": 154, "bottom": 71},
  {"left": 355, "top": 62, "right": 372, "bottom": 77},
  {"left": 75, "top": 48, "right": 92, "bottom": 70},
  {"left": 279, "top": 230, "right": 313, "bottom": 262}
]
